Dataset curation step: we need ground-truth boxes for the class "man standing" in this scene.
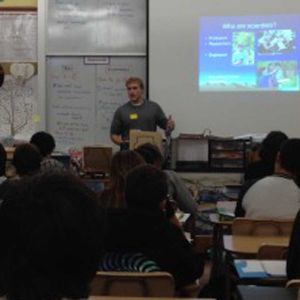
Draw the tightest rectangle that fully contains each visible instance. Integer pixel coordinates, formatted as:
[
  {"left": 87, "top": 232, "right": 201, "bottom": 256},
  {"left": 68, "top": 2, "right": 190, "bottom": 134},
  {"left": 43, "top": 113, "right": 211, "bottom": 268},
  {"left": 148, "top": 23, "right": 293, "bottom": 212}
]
[{"left": 110, "top": 77, "right": 175, "bottom": 145}]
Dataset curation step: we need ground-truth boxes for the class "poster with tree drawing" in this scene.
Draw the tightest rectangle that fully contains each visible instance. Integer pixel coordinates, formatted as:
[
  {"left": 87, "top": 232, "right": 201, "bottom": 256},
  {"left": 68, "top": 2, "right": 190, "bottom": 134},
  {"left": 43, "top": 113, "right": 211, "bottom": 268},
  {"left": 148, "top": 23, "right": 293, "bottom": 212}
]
[
  {"left": 0, "top": 62, "right": 37, "bottom": 139},
  {"left": 0, "top": 11, "right": 37, "bottom": 141}
]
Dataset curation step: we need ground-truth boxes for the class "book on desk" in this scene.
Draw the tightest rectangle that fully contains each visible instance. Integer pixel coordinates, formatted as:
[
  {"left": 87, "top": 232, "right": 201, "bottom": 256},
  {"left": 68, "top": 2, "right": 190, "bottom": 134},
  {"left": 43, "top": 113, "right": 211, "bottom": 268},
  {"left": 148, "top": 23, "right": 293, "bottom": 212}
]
[
  {"left": 216, "top": 201, "right": 236, "bottom": 221},
  {"left": 234, "top": 260, "right": 286, "bottom": 279}
]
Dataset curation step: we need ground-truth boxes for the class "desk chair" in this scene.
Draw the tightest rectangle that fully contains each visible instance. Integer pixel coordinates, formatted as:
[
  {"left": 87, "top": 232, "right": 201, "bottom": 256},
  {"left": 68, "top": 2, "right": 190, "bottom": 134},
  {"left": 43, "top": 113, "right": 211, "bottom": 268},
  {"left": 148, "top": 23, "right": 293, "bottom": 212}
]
[
  {"left": 224, "top": 219, "right": 292, "bottom": 300},
  {"left": 224, "top": 243, "right": 289, "bottom": 300},
  {"left": 129, "top": 130, "right": 162, "bottom": 151},
  {"left": 90, "top": 271, "right": 175, "bottom": 297},
  {"left": 232, "top": 218, "right": 294, "bottom": 236},
  {"left": 286, "top": 279, "right": 300, "bottom": 288},
  {"left": 91, "top": 271, "right": 201, "bottom": 298},
  {"left": 257, "top": 244, "right": 288, "bottom": 260}
]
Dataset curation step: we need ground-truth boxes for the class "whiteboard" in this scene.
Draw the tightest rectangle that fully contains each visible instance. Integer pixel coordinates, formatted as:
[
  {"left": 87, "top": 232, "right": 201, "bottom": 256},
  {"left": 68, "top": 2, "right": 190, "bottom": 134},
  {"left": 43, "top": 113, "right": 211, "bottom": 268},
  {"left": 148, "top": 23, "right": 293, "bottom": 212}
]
[
  {"left": 46, "top": 56, "right": 146, "bottom": 150},
  {"left": 47, "top": 0, "right": 147, "bottom": 55}
]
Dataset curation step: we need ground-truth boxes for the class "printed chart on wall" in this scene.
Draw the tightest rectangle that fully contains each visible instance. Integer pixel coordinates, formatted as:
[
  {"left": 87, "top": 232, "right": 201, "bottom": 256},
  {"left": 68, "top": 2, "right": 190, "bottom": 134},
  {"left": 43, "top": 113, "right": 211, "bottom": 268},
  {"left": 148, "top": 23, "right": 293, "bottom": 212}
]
[
  {"left": 47, "top": 56, "right": 146, "bottom": 150},
  {"left": 0, "top": 11, "right": 38, "bottom": 141}
]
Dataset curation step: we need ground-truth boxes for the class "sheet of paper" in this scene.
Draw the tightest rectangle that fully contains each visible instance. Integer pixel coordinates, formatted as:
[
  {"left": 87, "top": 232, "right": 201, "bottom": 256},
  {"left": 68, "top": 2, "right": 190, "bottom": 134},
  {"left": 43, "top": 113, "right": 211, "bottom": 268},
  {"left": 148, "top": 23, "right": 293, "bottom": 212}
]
[
  {"left": 217, "top": 201, "right": 237, "bottom": 215},
  {"left": 175, "top": 212, "right": 191, "bottom": 223},
  {"left": 261, "top": 260, "right": 286, "bottom": 276},
  {"left": 240, "top": 260, "right": 265, "bottom": 273}
]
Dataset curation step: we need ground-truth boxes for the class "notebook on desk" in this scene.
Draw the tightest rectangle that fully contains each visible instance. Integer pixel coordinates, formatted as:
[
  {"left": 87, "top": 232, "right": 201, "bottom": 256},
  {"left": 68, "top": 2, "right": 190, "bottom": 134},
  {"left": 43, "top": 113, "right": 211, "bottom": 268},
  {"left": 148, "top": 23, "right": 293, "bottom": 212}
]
[
  {"left": 217, "top": 201, "right": 236, "bottom": 221},
  {"left": 234, "top": 260, "right": 286, "bottom": 278}
]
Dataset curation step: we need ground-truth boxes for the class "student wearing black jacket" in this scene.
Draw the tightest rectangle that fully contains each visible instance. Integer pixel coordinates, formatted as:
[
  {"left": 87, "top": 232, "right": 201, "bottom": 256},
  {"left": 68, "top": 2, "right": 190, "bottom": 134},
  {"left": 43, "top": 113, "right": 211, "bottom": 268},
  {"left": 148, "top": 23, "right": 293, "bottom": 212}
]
[
  {"left": 103, "top": 165, "right": 204, "bottom": 289},
  {"left": 287, "top": 209, "right": 300, "bottom": 279},
  {"left": 244, "top": 131, "right": 288, "bottom": 181}
]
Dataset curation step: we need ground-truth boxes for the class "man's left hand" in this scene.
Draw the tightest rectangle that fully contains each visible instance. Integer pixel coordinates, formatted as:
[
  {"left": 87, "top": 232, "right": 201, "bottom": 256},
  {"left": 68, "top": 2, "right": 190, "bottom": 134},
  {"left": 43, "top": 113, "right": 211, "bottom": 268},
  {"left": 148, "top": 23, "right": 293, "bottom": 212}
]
[{"left": 166, "top": 115, "right": 175, "bottom": 132}]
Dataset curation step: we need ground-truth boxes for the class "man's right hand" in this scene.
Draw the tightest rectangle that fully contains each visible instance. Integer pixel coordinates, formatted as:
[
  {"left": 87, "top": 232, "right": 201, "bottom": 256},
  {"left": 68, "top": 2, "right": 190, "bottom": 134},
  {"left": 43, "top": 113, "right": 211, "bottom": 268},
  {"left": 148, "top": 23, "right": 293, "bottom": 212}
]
[{"left": 166, "top": 115, "right": 175, "bottom": 134}]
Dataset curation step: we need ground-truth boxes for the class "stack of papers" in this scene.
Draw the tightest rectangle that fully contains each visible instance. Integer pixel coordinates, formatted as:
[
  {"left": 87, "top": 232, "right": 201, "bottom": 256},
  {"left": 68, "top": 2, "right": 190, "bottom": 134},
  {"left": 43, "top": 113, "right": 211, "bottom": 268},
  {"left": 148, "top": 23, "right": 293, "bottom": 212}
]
[{"left": 234, "top": 260, "right": 286, "bottom": 278}]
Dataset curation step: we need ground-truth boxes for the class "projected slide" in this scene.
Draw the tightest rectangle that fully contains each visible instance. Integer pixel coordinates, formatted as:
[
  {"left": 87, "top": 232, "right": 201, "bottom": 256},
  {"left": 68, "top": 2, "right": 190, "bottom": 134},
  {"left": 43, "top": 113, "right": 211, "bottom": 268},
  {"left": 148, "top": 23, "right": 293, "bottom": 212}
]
[{"left": 199, "top": 15, "right": 300, "bottom": 91}]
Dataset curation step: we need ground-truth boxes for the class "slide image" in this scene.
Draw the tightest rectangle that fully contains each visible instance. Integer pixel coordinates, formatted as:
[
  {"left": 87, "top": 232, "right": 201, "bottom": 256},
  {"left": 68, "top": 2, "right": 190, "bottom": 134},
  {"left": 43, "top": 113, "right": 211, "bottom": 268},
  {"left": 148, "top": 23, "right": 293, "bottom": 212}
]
[
  {"left": 232, "top": 32, "right": 255, "bottom": 66},
  {"left": 256, "top": 60, "right": 298, "bottom": 90},
  {"left": 258, "top": 30, "right": 296, "bottom": 54},
  {"left": 199, "top": 14, "right": 300, "bottom": 92}
]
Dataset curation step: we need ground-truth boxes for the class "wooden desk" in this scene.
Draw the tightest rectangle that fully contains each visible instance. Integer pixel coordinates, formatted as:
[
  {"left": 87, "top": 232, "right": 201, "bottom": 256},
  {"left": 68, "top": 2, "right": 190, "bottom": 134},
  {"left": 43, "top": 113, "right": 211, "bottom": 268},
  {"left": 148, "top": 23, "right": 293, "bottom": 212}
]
[
  {"left": 223, "top": 235, "right": 290, "bottom": 255},
  {"left": 223, "top": 236, "right": 289, "bottom": 300},
  {"left": 237, "top": 286, "right": 297, "bottom": 300}
]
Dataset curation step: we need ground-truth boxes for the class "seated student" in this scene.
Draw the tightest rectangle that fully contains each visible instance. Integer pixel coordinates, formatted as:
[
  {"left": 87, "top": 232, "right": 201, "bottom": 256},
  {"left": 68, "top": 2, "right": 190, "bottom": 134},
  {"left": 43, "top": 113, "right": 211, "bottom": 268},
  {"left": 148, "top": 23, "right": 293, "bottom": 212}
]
[
  {"left": 0, "top": 143, "right": 6, "bottom": 184},
  {"left": 30, "top": 131, "right": 65, "bottom": 172},
  {"left": 242, "top": 138, "right": 300, "bottom": 219},
  {"left": 103, "top": 165, "right": 204, "bottom": 289},
  {"left": 0, "top": 172, "right": 103, "bottom": 300},
  {"left": 135, "top": 143, "right": 198, "bottom": 215},
  {"left": 287, "top": 210, "right": 300, "bottom": 279},
  {"left": 0, "top": 144, "right": 42, "bottom": 200},
  {"left": 244, "top": 131, "right": 288, "bottom": 181},
  {"left": 235, "top": 130, "right": 289, "bottom": 217},
  {"left": 98, "top": 150, "right": 145, "bottom": 208},
  {"left": 12, "top": 143, "right": 42, "bottom": 178}
]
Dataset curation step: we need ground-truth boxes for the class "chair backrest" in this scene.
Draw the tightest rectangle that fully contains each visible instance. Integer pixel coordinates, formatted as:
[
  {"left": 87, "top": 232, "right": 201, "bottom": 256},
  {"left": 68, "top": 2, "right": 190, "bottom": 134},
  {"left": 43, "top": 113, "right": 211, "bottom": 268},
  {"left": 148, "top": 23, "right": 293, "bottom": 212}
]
[
  {"left": 90, "top": 271, "right": 175, "bottom": 297},
  {"left": 176, "top": 282, "right": 201, "bottom": 298},
  {"left": 257, "top": 244, "right": 288, "bottom": 260},
  {"left": 286, "top": 279, "right": 300, "bottom": 288},
  {"left": 232, "top": 218, "right": 294, "bottom": 236},
  {"left": 82, "top": 146, "right": 112, "bottom": 174}
]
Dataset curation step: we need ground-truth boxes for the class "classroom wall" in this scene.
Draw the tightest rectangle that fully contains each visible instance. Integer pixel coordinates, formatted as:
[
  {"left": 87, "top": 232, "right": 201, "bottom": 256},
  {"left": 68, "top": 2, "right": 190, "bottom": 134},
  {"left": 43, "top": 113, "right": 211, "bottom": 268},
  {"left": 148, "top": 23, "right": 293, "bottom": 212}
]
[
  {"left": 149, "top": 0, "right": 300, "bottom": 138},
  {"left": 3, "top": 0, "right": 300, "bottom": 146}
]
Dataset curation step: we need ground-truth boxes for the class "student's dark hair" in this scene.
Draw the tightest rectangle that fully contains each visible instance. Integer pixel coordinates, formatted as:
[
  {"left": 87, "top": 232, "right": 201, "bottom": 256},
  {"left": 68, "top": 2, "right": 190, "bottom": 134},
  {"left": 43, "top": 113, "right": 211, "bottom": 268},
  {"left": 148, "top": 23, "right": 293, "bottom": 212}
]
[
  {"left": 12, "top": 143, "right": 42, "bottom": 176},
  {"left": 259, "top": 131, "right": 288, "bottom": 166},
  {"left": 125, "top": 165, "right": 168, "bottom": 211},
  {"left": 279, "top": 138, "right": 300, "bottom": 186},
  {"left": 30, "top": 131, "right": 56, "bottom": 157},
  {"left": 0, "top": 143, "right": 6, "bottom": 176},
  {"left": 135, "top": 143, "right": 163, "bottom": 165},
  {"left": 0, "top": 172, "right": 103, "bottom": 300},
  {"left": 107, "top": 150, "right": 145, "bottom": 208}
]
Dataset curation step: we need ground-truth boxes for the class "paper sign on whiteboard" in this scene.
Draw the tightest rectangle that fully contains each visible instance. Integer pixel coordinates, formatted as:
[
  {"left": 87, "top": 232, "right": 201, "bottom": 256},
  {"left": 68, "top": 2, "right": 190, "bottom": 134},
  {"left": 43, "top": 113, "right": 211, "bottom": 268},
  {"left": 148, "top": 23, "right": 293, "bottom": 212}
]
[
  {"left": 0, "top": 0, "right": 37, "bottom": 8},
  {"left": 0, "top": 12, "right": 37, "bottom": 62}
]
